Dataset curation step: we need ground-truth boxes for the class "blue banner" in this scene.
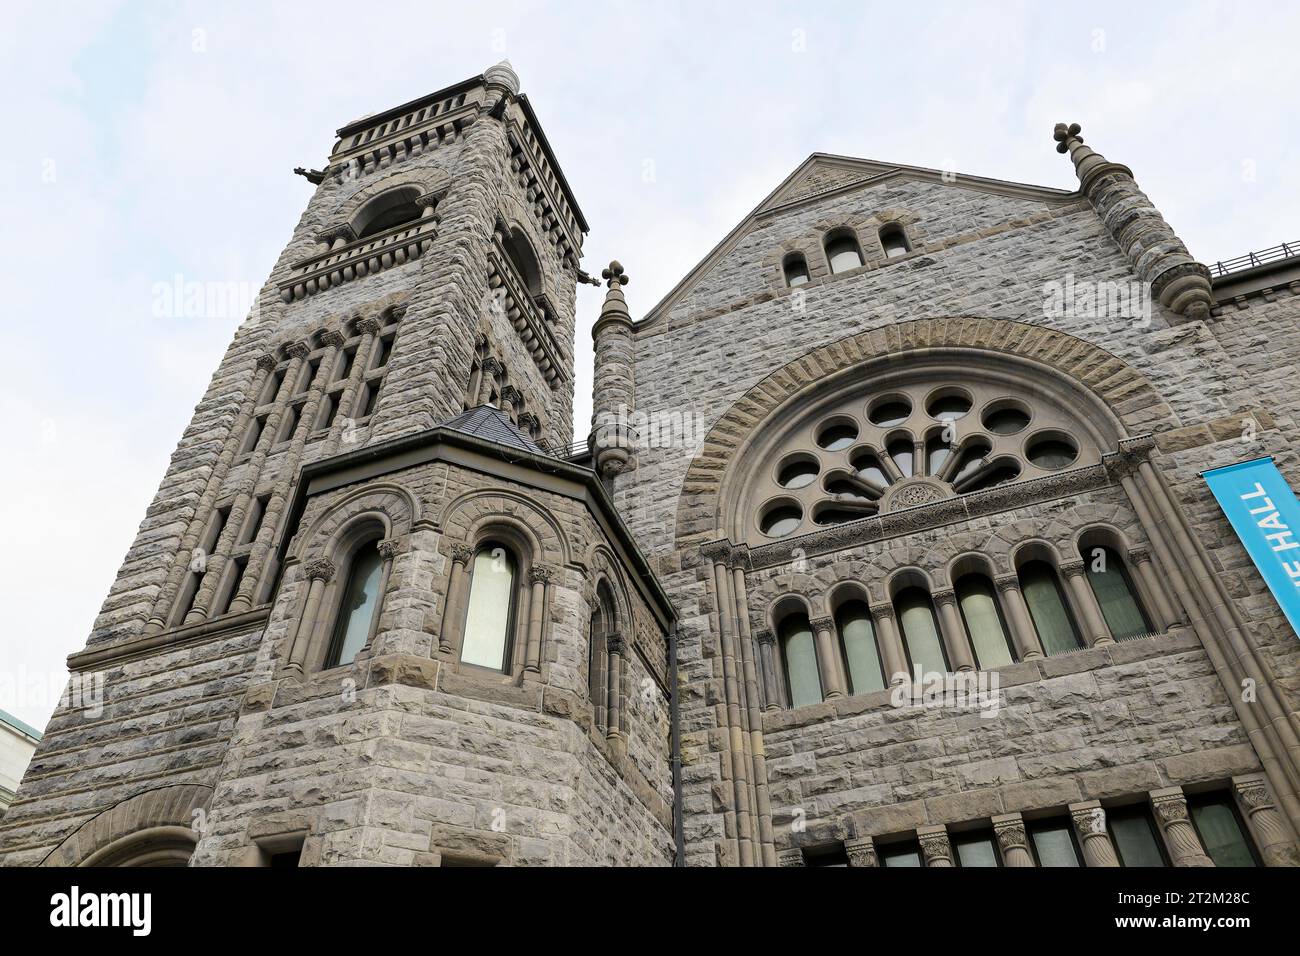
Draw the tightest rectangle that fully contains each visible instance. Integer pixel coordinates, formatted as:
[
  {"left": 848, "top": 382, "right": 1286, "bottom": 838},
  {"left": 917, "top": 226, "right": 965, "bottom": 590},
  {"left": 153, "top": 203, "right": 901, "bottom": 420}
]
[{"left": 1203, "top": 457, "right": 1300, "bottom": 639}]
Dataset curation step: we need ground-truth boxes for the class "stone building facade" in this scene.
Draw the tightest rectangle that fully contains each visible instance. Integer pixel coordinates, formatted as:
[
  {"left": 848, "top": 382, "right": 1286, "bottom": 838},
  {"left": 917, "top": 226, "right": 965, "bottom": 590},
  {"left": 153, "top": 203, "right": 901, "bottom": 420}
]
[{"left": 1, "top": 67, "right": 1298, "bottom": 867}]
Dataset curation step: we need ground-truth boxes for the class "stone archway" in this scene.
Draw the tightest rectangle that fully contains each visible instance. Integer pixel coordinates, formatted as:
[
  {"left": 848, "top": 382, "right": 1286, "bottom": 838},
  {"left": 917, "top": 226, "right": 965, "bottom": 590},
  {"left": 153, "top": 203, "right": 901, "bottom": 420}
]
[{"left": 41, "top": 784, "right": 213, "bottom": 867}]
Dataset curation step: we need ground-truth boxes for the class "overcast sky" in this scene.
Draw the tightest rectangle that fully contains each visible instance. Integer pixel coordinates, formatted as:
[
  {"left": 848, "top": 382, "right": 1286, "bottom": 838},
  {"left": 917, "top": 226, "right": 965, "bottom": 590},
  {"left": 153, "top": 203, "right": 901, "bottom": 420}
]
[{"left": 1, "top": 0, "right": 1295, "bottom": 729}]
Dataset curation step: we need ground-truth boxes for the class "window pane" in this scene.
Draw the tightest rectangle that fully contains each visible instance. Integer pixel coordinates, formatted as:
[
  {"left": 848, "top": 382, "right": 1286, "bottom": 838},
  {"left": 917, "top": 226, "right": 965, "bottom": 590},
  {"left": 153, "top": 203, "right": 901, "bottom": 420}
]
[
  {"left": 1110, "top": 806, "right": 1166, "bottom": 867},
  {"left": 1030, "top": 821, "right": 1080, "bottom": 867},
  {"left": 1086, "top": 548, "right": 1151, "bottom": 641},
  {"left": 461, "top": 546, "right": 516, "bottom": 670},
  {"left": 1190, "top": 797, "right": 1257, "bottom": 867},
  {"left": 880, "top": 843, "right": 922, "bottom": 867},
  {"left": 954, "top": 832, "right": 1000, "bottom": 867},
  {"left": 1020, "top": 562, "right": 1083, "bottom": 655},
  {"left": 826, "top": 238, "right": 863, "bottom": 274},
  {"left": 957, "top": 576, "right": 1014, "bottom": 669},
  {"left": 836, "top": 602, "right": 884, "bottom": 694},
  {"left": 328, "top": 544, "right": 384, "bottom": 667},
  {"left": 781, "top": 618, "right": 823, "bottom": 708},
  {"left": 896, "top": 589, "right": 948, "bottom": 675}
]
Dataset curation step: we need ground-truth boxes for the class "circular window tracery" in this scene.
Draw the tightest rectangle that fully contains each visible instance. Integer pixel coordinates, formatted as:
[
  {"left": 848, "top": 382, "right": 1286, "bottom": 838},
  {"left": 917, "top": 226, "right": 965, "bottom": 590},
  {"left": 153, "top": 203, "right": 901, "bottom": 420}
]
[{"left": 746, "top": 376, "right": 1099, "bottom": 541}]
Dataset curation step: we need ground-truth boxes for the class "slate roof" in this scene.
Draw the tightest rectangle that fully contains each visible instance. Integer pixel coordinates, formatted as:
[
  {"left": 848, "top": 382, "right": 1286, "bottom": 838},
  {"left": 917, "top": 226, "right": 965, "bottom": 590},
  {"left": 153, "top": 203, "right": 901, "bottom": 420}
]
[{"left": 439, "top": 405, "right": 544, "bottom": 455}]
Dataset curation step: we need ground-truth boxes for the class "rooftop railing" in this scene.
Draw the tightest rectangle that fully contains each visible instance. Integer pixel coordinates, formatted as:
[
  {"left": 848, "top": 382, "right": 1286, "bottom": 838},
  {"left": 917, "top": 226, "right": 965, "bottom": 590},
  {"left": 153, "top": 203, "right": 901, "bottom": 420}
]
[{"left": 1206, "top": 241, "right": 1300, "bottom": 278}]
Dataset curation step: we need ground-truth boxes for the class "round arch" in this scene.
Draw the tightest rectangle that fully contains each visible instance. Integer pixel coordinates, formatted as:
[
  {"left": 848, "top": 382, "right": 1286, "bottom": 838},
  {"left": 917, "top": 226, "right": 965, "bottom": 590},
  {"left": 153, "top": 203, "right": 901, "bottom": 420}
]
[{"left": 41, "top": 784, "right": 213, "bottom": 867}]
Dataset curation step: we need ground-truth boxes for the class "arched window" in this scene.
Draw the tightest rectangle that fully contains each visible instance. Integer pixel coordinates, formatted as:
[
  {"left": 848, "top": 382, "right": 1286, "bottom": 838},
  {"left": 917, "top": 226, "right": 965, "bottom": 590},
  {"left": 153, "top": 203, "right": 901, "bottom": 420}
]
[
  {"left": 356, "top": 190, "right": 423, "bottom": 239},
  {"left": 589, "top": 582, "right": 615, "bottom": 730},
  {"left": 1083, "top": 546, "right": 1152, "bottom": 641},
  {"left": 1018, "top": 561, "right": 1083, "bottom": 656},
  {"left": 502, "top": 227, "right": 543, "bottom": 297},
  {"left": 955, "top": 574, "right": 1015, "bottom": 669},
  {"left": 324, "top": 538, "right": 385, "bottom": 668},
  {"left": 834, "top": 600, "right": 884, "bottom": 694},
  {"left": 779, "top": 614, "right": 822, "bottom": 708},
  {"left": 824, "top": 229, "right": 864, "bottom": 274},
  {"left": 880, "top": 223, "right": 912, "bottom": 258},
  {"left": 783, "top": 253, "right": 810, "bottom": 287},
  {"left": 895, "top": 587, "right": 949, "bottom": 675},
  {"left": 460, "top": 543, "right": 518, "bottom": 671}
]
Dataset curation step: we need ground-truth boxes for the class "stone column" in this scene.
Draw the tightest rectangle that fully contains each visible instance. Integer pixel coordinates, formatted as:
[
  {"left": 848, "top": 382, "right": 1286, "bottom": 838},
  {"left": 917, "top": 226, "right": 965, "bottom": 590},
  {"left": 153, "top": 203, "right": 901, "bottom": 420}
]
[
  {"left": 323, "top": 316, "right": 382, "bottom": 455},
  {"left": 524, "top": 565, "right": 551, "bottom": 674},
  {"left": 283, "top": 558, "right": 335, "bottom": 677},
  {"left": 917, "top": 825, "right": 954, "bottom": 867},
  {"left": 845, "top": 836, "right": 878, "bottom": 867},
  {"left": 756, "top": 630, "right": 781, "bottom": 712},
  {"left": 1150, "top": 787, "right": 1214, "bottom": 867},
  {"left": 606, "top": 634, "right": 624, "bottom": 739},
  {"left": 932, "top": 588, "right": 975, "bottom": 672},
  {"left": 1127, "top": 547, "right": 1182, "bottom": 632},
  {"left": 1232, "top": 774, "right": 1300, "bottom": 866},
  {"left": 809, "top": 616, "right": 845, "bottom": 699},
  {"left": 439, "top": 544, "right": 473, "bottom": 654},
  {"left": 145, "top": 351, "right": 278, "bottom": 633},
  {"left": 1070, "top": 800, "right": 1119, "bottom": 867},
  {"left": 589, "top": 261, "right": 637, "bottom": 478},
  {"left": 869, "top": 602, "right": 909, "bottom": 685},
  {"left": 993, "top": 813, "right": 1036, "bottom": 867},
  {"left": 994, "top": 574, "right": 1044, "bottom": 660},
  {"left": 359, "top": 538, "right": 399, "bottom": 660},
  {"left": 1059, "top": 560, "right": 1113, "bottom": 647},
  {"left": 1053, "top": 122, "right": 1214, "bottom": 324}
]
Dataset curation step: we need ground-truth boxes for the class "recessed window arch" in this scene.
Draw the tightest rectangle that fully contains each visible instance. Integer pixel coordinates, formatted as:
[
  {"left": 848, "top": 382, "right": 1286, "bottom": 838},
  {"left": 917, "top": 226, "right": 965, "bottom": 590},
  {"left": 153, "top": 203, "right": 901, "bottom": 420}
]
[
  {"left": 1080, "top": 542, "right": 1153, "bottom": 641},
  {"left": 354, "top": 187, "right": 423, "bottom": 240},
  {"left": 775, "top": 605, "right": 822, "bottom": 708},
  {"left": 460, "top": 541, "right": 519, "bottom": 671},
  {"left": 954, "top": 573, "right": 1015, "bottom": 669},
  {"left": 783, "top": 252, "right": 810, "bottom": 287},
  {"left": 324, "top": 534, "right": 386, "bottom": 669},
  {"left": 893, "top": 585, "right": 949, "bottom": 675},
  {"left": 824, "top": 228, "right": 864, "bottom": 274},
  {"left": 501, "top": 225, "right": 544, "bottom": 297},
  {"left": 833, "top": 598, "right": 884, "bottom": 694},
  {"left": 879, "top": 223, "right": 912, "bottom": 258},
  {"left": 1017, "top": 559, "right": 1083, "bottom": 656},
  {"left": 589, "top": 580, "right": 618, "bottom": 730}
]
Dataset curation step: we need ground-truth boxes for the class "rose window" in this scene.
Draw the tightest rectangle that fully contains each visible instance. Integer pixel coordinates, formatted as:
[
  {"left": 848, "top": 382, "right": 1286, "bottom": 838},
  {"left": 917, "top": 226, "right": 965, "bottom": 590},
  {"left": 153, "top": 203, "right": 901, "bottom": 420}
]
[{"left": 751, "top": 379, "right": 1100, "bottom": 542}]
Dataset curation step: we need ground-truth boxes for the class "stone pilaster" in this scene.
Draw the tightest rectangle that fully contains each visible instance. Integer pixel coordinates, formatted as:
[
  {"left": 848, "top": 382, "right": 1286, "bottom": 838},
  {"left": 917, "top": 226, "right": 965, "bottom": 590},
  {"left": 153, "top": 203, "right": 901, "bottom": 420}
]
[{"left": 1070, "top": 800, "right": 1119, "bottom": 867}]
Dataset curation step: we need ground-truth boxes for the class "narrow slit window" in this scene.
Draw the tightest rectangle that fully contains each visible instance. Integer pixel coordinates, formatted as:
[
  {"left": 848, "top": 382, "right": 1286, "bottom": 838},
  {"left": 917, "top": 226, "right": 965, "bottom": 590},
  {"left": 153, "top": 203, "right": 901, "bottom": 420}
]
[
  {"left": 1084, "top": 547, "right": 1152, "bottom": 641},
  {"left": 835, "top": 601, "right": 884, "bottom": 695},
  {"left": 895, "top": 588, "right": 949, "bottom": 675},
  {"left": 779, "top": 615, "right": 822, "bottom": 708}
]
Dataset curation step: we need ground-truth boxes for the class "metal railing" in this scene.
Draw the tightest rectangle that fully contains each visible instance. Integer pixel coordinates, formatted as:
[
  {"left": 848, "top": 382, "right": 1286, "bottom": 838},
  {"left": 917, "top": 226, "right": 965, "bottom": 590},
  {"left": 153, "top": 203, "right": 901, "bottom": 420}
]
[{"left": 1206, "top": 241, "right": 1299, "bottom": 278}]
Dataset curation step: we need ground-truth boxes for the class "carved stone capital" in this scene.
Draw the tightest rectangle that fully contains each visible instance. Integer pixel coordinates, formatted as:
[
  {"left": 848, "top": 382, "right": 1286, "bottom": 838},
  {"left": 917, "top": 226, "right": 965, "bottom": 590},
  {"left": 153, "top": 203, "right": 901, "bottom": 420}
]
[
  {"left": 517, "top": 411, "right": 540, "bottom": 434},
  {"left": 304, "top": 558, "right": 336, "bottom": 582},
  {"left": 256, "top": 353, "right": 279, "bottom": 372},
  {"left": 481, "top": 356, "right": 503, "bottom": 375},
  {"left": 500, "top": 384, "right": 522, "bottom": 407},
  {"left": 994, "top": 820, "right": 1028, "bottom": 852},
  {"left": 844, "top": 836, "right": 878, "bottom": 867},
  {"left": 1058, "top": 559, "right": 1086, "bottom": 578},
  {"left": 376, "top": 539, "right": 400, "bottom": 560},
  {"left": 319, "top": 223, "right": 357, "bottom": 244},
  {"left": 607, "top": 634, "right": 626, "bottom": 655},
  {"left": 918, "top": 830, "right": 954, "bottom": 865},
  {"left": 1151, "top": 792, "right": 1190, "bottom": 825},
  {"left": 868, "top": 602, "right": 895, "bottom": 622},
  {"left": 1127, "top": 546, "right": 1152, "bottom": 565},
  {"left": 1071, "top": 804, "right": 1108, "bottom": 837},
  {"left": 528, "top": 565, "right": 554, "bottom": 585},
  {"left": 809, "top": 616, "right": 834, "bottom": 633},
  {"left": 755, "top": 628, "right": 776, "bottom": 646},
  {"left": 777, "top": 848, "right": 805, "bottom": 867},
  {"left": 449, "top": 544, "right": 474, "bottom": 566},
  {"left": 699, "top": 539, "right": 733, "bottom": 565},
  {"left": 356, "top": 317, "right": 382, "bottom": 336},
  {"left": 932, "top": 587, "right": 957, "bottom": 607},
  {"left": 286, "top": 341, "right": 311, "bottom": 360},
  {"left": 1233, "top": 776, "right": 1274, "bottom": 812},
  {"left": 994, "top": 573, "right": 1021, "bottom": 593},
  {"left": 319, "top": 329, "right": 346, "bottom": 348}
]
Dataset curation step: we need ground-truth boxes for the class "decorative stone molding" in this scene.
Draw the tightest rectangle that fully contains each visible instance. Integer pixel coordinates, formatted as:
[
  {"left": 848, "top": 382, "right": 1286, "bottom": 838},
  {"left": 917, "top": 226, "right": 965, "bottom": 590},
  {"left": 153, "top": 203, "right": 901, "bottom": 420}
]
[
  {"left": 1058, "top": 559, "right": 1086, "bottom": 578},
  {"left": 809, "top": 616, "right": 834, "bottom": 633},
  {"left": 500, "top": 385, "right": 522, "bottom": 408},
  {"left": 304, "top": 558, "right": 336, "bottom": 582},
  {"left": 286, "top": 342, "right": 311, "bottom": 360},
  {"left": 844, "top": 836, "right": 878, "bottom": 867},
  {"left": 607, "top": 634, "right": 626, "bottom": 655},
  {"left": 917, "top": 826, "right": 954, "bottom": 867},
  {"left": 319, "top": 329, "right": 347, "bottom": 348},
  {"left": 868, "top": 602, "right": 896, "bottom": 622},
  {"left": 1128, "top": 547, "right": 1152, "bottom": 565},
  {"left": 528, "top": 565, "right": 554, "bottom": 585},
  {"left": 993, "top": 813, "right": 1035, "bottom": 867},
  {"left": 932, "top": 587, "right": 957, "bottom": 607},
  {"left": 256, "top": 353, "right": 279, "bottom": 372},
  {"left": 993, "top": 574, "right": 1021, "bottom": 593},
  {"left": 1070, "top": 800, "right": 1120, "bottom": 867},
  {"left": 356, "top": 317, "right": 383, "bottom": 336},
  {"left": 755, "top": 629, "right": 776, "bottom": 646},
  {"left": 280, "top": 211, "right": 438, "bottom": 303},
  {"left": 777, "top": 848, "right": 805, "bottom": 867},
  {"left": 880, "top": 476, "right": 952, "bottom": 512},
  {"left": 450, "top": 544, "right": 474, "bottom": 565}
]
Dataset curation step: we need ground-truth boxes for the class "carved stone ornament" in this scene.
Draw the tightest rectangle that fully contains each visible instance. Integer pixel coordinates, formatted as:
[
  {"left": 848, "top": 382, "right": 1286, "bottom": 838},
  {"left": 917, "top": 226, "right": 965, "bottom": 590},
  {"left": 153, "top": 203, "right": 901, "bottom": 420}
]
[
  {"left": 286, "top": 341, "right": 312, "bottom": 360},
  {"left": 304, "top": 558, "right": 336, "bottom": 582},
  {"left": 450, "top": 544, "right": 474, "bottom": 565},
  {"left": 755, "top": 629, "right": 776, "bottom": 646},
  {"left": 809, "top": 616, "right": 834, "bottom": 633},
  {"left": 528, "top": 565, "right": 554, "bottom": 585},
  {"left": 376, "top": 539, "right": 400, "bottom": 560},
  {"left": 356, "top": 317, "right": 383, "bottom": 336},
  {"left": 994, "top": 821, "right": 1027, "bottom": 852},
  {"left": 880, "top": 476, "right": 952, "bottom": 513},
  {"left": 1152, "top": 794, "right": 1190, "bottom": 825},
  {"left": 256, "top": 354, "right": 279, "bottom": 372},
  {"left": 1234, "top": 779, "right": 1272, "bottom": 811},
  {"left": 319, "top": 329, "right": 347, "bottom": 348}
]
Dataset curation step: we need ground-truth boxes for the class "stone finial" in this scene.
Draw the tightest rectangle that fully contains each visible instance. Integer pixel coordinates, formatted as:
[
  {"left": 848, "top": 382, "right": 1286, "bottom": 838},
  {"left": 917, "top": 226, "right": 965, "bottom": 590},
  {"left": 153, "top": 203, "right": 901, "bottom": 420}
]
[
  {"left": 484, "top": 60, "right": 520, "bottom": 96},
  {"left": 602, "top": 260, "right": 629, "bottom": 289},
  {"left": 1053, "top": 121, "right": 1082, "bottom": 154}
]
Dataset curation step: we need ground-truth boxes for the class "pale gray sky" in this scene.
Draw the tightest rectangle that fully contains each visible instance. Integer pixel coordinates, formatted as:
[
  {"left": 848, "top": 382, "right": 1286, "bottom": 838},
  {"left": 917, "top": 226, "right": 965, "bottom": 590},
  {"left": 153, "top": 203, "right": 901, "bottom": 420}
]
[{"left": 2, "top": 0, "right": 1295, "bottom": 727}]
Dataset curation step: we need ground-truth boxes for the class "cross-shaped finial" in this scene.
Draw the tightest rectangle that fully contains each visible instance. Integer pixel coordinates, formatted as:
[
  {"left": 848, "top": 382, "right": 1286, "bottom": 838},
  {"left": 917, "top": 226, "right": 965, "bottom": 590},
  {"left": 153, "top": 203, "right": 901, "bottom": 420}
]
[
  {"left": 1053, "top": 122, "right": 1082, "bottom": 154},
  {"left": 601, "top": 260, "right": 629, "bottom": 288}
]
